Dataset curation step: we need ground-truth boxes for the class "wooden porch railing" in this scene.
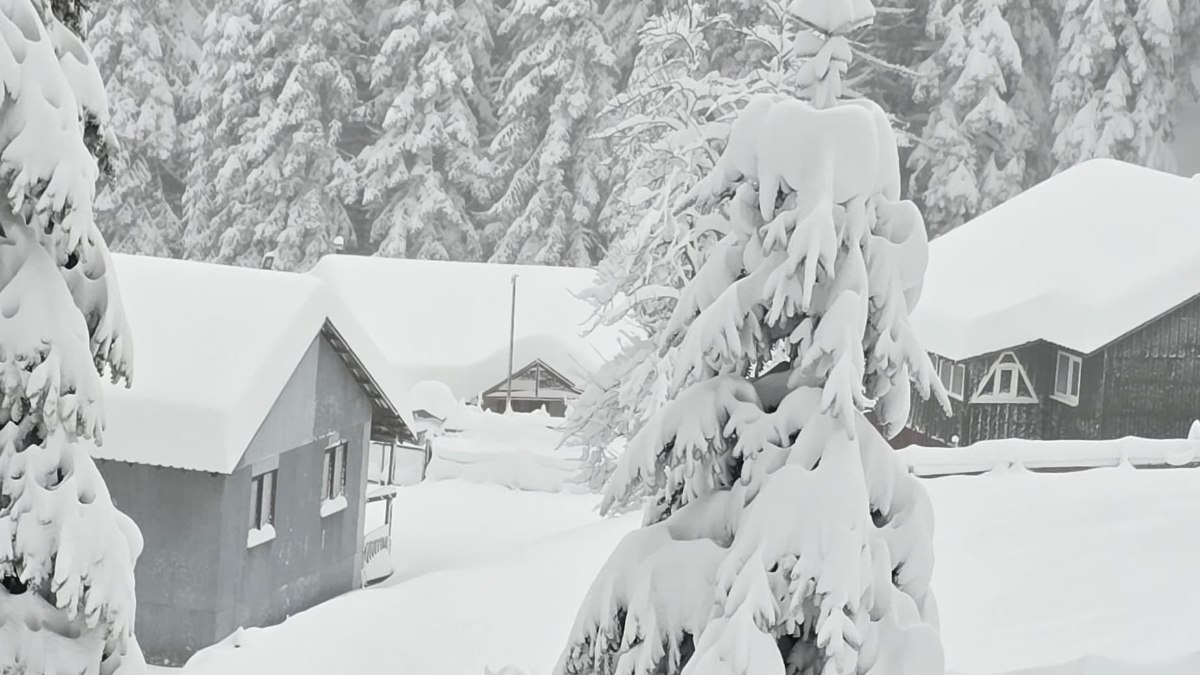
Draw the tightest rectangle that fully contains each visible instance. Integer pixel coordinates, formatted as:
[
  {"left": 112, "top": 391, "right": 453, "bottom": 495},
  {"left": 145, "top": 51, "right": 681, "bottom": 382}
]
[{"left": 363, "top": 524, "right": 392, "bottom": 585}]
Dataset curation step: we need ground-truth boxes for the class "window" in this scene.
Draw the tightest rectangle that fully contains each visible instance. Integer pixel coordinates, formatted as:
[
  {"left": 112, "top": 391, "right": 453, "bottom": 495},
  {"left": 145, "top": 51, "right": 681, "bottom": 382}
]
[
  {"left": 248, "top": 470, "right": 277, "bottom": 547},
  {"left": 1053, "top": 351, "right": 1083, "bottom": 406},
  {"left": 974, "top": 352, "right": 1036, "bottom": 403},
  {"left": 934, "top": 356, "right": 966, "bottom": 400},
  {"left": 321, "top": 442, "right": 349, "bottom": 517}
]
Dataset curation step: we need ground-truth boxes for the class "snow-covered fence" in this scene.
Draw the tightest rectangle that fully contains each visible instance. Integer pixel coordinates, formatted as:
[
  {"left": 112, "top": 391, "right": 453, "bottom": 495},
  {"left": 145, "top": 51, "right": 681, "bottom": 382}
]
[{"left": 901, "top": 437, "right": 1200, "bottom": 477}]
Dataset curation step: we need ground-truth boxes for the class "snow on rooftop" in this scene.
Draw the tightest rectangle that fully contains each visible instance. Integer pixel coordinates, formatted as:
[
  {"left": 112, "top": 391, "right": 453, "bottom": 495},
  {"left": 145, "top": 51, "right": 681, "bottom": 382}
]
[
  {"left": 98, "top": 254, "right": 411, "bottom": 473},
  {"left": 309, "top": 256, "right": 634, "bottom": 400},
  {"left": 912, "top": 159, "right": 1200, "bottom": 360}
]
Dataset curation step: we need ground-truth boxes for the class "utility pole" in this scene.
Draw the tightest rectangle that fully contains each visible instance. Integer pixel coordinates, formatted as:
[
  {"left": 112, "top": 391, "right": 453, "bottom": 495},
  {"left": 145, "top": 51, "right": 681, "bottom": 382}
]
[{"left": 505, "top": 274, "right": 518, "bottom": 413}]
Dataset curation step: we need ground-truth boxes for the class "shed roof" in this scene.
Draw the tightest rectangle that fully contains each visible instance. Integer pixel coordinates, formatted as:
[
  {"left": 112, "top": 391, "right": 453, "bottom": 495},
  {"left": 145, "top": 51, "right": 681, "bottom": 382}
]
[
  {"left": 308, "top": 256, "right": 632, "bottom": 400},
  {"left": 97, "top": 254, "right": 412, "bottom": 473},
  {"left": 912, "top": 159, "right": 1200, "bottom": 361}
]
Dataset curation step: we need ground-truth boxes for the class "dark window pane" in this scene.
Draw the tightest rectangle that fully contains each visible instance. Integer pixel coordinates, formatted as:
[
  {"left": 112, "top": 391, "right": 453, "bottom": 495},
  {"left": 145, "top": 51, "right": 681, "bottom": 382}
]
[
  {"left": 321, "top": 450, "right": 331, "bottom": 501},
  {"left": 998, "top": 368, "right": 1014, "bottom": 395},
  {"left": 250, "top": 476, "right": 261, "bottom": 530}
]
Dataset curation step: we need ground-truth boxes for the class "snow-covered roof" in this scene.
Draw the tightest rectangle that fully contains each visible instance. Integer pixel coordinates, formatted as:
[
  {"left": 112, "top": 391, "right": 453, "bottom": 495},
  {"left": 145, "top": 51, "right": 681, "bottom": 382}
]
[
  {"left": 97, "top": 255, "right": 413, "bottom": 473},
  {"left": 309, "top": 256, "right": 632, "bottom": 401},
  {"left": 912, "top": 159, "right": 1200, "bottom": 360}
]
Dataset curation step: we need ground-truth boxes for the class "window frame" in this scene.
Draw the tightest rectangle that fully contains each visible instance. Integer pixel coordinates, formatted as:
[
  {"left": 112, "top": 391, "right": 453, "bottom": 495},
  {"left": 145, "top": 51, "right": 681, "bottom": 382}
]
[
  {"left": 972, "top": 351, "right": 1038, "bottom": 404},
  {"left": 934, "top": 355, "right": 966, "bottom": 401},
  {"left": 249, "top": 469, "right": 277, "bottom": 533},
  {"left": 321, "top": 442, "right": 349, "bottom": 514},
  {"left": 1052, "top": 351, "right": 1083, "bottom": 406}
]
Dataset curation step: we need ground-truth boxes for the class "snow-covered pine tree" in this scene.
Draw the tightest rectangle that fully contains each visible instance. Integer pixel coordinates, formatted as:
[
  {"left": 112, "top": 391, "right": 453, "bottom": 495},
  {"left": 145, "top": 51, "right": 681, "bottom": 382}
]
[
  {"left": 87, "top": 0, "right": 208, "bottom": 257},
  {"left": 482, "top": 0, "right": 655, "bottom": 266},
  {"left": 567, "top": 0, "right": 928, "bottom": 486},
  {"left": 0, "top": 0, "right": 144, "bottom": 671},
  {"left": 565, "top": 1, "right": 801, "bottom": 486},
  {"left": 908, "top": 0, "right": 1043, "bottom": 236},
  {"left": 350, "top": 0, "right": 496, "bottom": 261},
  {"left": 1050, "top": 0, "right": 1189, "bottom": 172},
  {"left": 555, "top": 1, "right": 948, "bottom": 673},
  {"left": 183, "top": 0, "right": 358, "bottom": 271}
]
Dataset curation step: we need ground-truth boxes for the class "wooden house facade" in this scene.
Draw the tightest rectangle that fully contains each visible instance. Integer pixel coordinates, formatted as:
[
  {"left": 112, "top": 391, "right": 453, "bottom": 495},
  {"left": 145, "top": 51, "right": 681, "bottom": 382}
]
[
  {"left": 901, "top": 160, "right": 1200, "bottom": 447},
  {"left": 906, "top": 294, "right": 1200, "bottom": 446},
  {"left": 477, "top": 358, "right": 582, "bottom": 417}
]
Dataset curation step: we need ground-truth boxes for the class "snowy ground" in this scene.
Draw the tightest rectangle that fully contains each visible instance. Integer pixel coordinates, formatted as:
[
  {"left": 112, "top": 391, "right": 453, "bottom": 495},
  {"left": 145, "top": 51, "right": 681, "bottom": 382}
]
[{"left": 155, "top": 412, "right": 1200, "bottom": 675}]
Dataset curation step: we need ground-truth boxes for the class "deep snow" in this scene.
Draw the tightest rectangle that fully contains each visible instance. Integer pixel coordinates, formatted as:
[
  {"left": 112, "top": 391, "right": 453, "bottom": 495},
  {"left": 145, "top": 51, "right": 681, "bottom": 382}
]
[
  {"left": 309, "top": 255, "right": 637, "bottom": 401},
  {"left": 159, "top": 462, "right": 1200, "bottom": 675},
  {"left": 913, "top": 159, "right": 1200, "bottom": 360}
]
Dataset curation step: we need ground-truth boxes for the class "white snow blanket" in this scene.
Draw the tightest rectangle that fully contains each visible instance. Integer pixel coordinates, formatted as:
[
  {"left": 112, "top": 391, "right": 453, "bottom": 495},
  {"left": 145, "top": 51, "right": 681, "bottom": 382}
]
[
  {"left": 424, "top": 407, "right": 585, "bottom": 493},
  {"left": 902, "top": 436, "right": 1200, "bottom": 476},
  {"left": 913, "top": 159, "right": 1200, "bottom": 360},
  {"left": 309, "top": 255, "right": 635, "bottom": 400},
  {"left": 99, "top": 254, "right": 412, "bottom": 473},
  {"left": 165, "top": 465, "right": 1200, "bottom": 675}
]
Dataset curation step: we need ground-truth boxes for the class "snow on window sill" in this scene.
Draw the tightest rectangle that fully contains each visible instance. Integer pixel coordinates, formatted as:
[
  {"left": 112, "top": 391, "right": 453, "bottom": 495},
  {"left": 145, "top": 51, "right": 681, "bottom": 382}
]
[
  {"left": 247, "top": 524, "right": 275, "bottom": 549},
  {"left": 972, "top": 394, "right": 1039, "bottom": 405},
  {"left": 1050, "top": 392, "right": 1080, "bottom": 407},
  {"left": 320, "top": 495, "right": 348, "bottom": 518}
]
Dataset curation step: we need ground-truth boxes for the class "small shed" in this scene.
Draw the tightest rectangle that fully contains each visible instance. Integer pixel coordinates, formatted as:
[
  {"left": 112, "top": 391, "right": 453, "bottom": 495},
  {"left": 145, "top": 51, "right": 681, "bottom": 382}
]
[
  {"left": 905, "top": 159, "right": 1200, "bottom": 446},
  {"left": 95, "top": 255, "right": 414, "bottom": 665},
  {"left": 309, "top": 256, "right": 632, "bottom": 416},
  {"left": 477, "top": 358, "right": 582, "bottom": 416}
]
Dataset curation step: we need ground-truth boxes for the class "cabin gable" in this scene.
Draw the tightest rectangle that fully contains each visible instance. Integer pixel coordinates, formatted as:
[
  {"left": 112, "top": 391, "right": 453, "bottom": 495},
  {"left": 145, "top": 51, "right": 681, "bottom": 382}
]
[{"left": 479, "top": 359, "right": 582, "bottom": 416}]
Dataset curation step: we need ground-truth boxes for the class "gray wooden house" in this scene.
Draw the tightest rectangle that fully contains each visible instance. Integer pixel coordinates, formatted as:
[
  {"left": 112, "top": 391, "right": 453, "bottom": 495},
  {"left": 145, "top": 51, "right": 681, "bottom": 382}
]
[
  {"left": 95, "top": 255, "right": 414, "bottom": 665},
  {"left": 900, "top": 159, "right": 1200, "bottom": 447}
]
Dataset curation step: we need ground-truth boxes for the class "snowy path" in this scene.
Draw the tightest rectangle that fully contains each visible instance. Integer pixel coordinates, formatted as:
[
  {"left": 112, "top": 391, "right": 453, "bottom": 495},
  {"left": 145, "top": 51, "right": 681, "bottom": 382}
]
[
  {"left": 383, "top": 480, "right": 611, "bottom": 584},
  {"left": 164, "top": 467, "right": 1200, "bottom": 675},
  {"left": 178, "top": 488, "right": 638, "bottom": 675}
]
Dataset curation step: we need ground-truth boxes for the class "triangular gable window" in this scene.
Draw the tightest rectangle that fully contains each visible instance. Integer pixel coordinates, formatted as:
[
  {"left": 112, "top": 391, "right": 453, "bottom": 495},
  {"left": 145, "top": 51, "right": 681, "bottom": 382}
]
[{"left": 972, "top": 352, "right": 1037, "bottom": 404}]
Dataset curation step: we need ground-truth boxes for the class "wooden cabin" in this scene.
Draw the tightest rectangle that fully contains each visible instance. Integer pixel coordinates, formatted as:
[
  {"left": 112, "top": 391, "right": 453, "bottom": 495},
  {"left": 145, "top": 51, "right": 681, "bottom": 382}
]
[
  {"left": 903, "top": 160, "right": 1200, "bottom": 447},
  {"left": 477, "top": 358, "right": 582, "bottom": 416}
]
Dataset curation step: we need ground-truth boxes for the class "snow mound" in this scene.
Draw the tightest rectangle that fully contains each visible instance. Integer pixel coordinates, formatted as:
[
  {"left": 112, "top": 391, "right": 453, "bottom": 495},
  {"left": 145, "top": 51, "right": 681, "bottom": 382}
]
[
  {"left": 914, "top": 159, "right": 1200, "bottom": 360},
  {"left": 427, "top": 448, "right": 584, "bottom": 494},
  {"left": 901, "top": 436, "right": 1200, "bottom": 476},
  {"left": 425, "top": 408, "right": 585, "bottom": 493},
  {"left": 410, "top": 380, "right": 459, "bottom": 419}
]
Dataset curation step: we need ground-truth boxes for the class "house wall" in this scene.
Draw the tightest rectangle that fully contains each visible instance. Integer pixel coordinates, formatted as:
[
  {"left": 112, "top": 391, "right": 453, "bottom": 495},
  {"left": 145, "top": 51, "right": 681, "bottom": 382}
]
[
  {"left": 1102, "top": 295, "right": 1200, "bottom": 438},
  {"left": 214, "top": 335, "right": 373, "bottom": 647},
  {"left": 962, "top": 343, "right": 1046, "bottom": 444},
  {"left": 1038, "top": 345, "right": 1106, "bottom": 440},
  {"left": 104, "top": 334, "right": 376, "bottom": 666},
  {"left": 95, "top": 461, "right": 226, "bottom": 665},
  {"left": 906, "top": 375, "right": 968, "bottom": 446}
]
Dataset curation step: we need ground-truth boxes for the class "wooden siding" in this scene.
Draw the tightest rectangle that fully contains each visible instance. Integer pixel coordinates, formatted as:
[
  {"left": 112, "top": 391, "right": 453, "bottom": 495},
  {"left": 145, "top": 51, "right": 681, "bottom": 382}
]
[
  {"left": 906, "top": 375, "right": 968, "bottom": 446},
  {"left": 1023, "top": 343, "right": 1105, "bottom": 441},
  {"left": 963, "top": 343, "right": 1044, "bottom": 444},
  {"left": 1102, "top": 295, "right": 1200, "bottom": 438}
]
